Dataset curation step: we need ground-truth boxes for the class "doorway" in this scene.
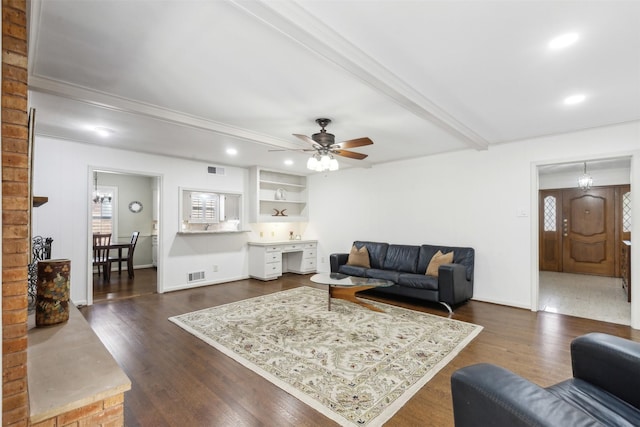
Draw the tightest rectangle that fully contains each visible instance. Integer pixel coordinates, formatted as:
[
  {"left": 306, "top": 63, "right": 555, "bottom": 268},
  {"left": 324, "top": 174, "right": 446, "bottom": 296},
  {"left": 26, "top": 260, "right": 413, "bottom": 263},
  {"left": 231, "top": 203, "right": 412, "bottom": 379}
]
[
  {"left": 88, "top": 169, "right": 161, "bottom": 304},
  {"left": 536, "top": 158, "right": 632, "bottom": 325}
]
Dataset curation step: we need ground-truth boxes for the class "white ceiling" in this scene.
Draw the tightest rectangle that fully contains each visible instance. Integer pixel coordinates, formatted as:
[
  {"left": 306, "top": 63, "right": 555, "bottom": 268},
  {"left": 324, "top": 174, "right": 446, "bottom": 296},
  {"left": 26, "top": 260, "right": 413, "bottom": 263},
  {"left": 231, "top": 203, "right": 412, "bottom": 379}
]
[{"left": 27, "top": 1, "right": 640, "bottom": 175}]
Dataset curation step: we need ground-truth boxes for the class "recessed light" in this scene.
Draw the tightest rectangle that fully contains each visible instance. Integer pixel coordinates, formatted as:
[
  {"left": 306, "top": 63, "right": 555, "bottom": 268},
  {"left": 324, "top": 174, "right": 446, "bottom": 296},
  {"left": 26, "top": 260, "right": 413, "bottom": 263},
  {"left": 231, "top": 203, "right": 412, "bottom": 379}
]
[
  {"left": 93, "top": 127, "right": 113, "bottom": 137},
  {"left": 549, "top": 32, "right": 579, "bottom": 49},
  {"left": 284, "top": 159, "right": 293, "bottom": 166},
  {"left": 226, "top": 148, "right": 238, "bottom": 156},
  {"left": 564, "top": 94, "right": 586, "bottom": 105}
]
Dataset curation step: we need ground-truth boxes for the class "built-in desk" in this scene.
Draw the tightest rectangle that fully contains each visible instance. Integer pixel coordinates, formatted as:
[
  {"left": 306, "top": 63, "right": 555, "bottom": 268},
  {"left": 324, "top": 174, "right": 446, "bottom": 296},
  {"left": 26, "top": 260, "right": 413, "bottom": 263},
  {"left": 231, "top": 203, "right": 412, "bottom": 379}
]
[
  {"left": 28, "top": 305, "right": 131, "bottom": 425},
  {"left": 248, "top": 240, "right": 317, "bottom": 280}
]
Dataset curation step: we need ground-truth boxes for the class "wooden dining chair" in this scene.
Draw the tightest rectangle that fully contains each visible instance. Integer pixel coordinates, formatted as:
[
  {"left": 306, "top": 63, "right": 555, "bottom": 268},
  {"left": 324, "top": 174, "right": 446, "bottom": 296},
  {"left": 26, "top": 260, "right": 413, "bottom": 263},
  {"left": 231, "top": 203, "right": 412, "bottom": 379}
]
[
  {"left": 92, "top": 233, "right": 112, "bottom": 281},
  {"left": 109, "top": 231, "right": 140, "bottom": 279}
]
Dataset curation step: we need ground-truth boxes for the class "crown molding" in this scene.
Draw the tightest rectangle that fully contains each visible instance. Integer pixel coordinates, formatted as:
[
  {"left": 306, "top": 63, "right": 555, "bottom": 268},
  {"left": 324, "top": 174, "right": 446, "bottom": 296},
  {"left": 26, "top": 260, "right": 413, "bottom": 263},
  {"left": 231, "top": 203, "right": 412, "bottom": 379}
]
[{"left": 231, "top": 0, "right": 489, "bottom": 150}]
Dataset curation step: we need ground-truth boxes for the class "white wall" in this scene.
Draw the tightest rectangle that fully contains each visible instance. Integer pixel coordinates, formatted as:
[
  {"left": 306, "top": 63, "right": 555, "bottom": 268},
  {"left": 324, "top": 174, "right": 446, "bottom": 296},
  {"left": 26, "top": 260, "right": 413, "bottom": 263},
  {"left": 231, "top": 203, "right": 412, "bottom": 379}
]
[
  {"left": 32, "top": 137, "right": 252, "bottom": 305},
  {"left": 539, "top": 166, "right": 630, "bottom": 189},
  {"left": 307, "top": 121, "right": 640, "bottom": 327}
]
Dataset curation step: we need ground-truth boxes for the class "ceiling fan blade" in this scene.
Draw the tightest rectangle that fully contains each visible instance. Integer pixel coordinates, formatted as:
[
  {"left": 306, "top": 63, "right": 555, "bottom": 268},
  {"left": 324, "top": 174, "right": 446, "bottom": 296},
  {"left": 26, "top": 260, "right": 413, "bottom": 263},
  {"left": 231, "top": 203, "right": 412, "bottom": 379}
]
[
  {"left": 293, "top": 134, "right": 317, "bottom": 146},
  {"left": 333, "top": 149, "right": 368, "bottom": 160},
  {"left": 335, "top": 137, "right": 373, "bottom": 149}
]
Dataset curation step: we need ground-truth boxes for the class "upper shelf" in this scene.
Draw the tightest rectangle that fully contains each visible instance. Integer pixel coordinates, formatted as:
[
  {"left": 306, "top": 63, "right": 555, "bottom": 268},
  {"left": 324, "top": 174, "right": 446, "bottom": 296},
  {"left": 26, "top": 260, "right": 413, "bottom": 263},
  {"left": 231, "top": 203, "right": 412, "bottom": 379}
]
[
  {"left": 259, "top": 179, "right": 306, "bottom": 189},
  {"left": 33, "top": 196, "right": 48, "bottom": 207}
]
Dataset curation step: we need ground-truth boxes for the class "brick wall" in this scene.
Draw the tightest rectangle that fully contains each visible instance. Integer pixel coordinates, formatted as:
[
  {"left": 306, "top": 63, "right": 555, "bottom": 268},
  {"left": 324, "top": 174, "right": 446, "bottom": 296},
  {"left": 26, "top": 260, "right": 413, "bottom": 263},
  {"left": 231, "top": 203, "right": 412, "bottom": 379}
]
[
  {"left": 30, "top": 394, "right": 125, "bottom": 427},
  {"left": 2, "top": 0, "right": 30, "bottom": 425}
]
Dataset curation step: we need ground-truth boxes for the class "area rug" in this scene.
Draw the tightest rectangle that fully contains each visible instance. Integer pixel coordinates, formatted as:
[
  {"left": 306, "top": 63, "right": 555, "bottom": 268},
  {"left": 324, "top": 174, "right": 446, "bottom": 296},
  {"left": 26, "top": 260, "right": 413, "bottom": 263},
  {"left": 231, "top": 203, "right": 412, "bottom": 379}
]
[{"left": 169, "top": 287, "right": 482, "bottom": 426}]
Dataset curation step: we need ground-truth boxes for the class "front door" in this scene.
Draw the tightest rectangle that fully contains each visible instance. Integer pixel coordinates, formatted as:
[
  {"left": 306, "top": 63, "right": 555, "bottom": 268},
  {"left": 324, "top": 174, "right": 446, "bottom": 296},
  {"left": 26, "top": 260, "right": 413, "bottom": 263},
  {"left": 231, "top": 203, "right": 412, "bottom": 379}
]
[{"left": 562, "top": 187, "right": 615, "bottom": 276}]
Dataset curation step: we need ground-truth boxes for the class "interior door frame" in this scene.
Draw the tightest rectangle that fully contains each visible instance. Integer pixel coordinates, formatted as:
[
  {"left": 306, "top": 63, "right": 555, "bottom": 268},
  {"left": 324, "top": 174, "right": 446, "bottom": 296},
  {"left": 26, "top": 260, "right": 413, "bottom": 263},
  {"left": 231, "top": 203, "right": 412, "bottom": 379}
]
[
  {"left": 530, "top": 152, "right": 638, "bottom": 329},
  {"left": 86, "top": 166, "right": 163, "bottom": 306}
]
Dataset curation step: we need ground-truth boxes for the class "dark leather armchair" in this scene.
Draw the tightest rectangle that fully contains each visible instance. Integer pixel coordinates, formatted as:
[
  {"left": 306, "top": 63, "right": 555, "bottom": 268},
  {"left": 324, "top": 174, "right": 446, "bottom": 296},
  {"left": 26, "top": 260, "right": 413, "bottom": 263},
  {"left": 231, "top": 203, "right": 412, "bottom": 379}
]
[{"left": 451, "top": 333, "right": 640, "bottom": 426}]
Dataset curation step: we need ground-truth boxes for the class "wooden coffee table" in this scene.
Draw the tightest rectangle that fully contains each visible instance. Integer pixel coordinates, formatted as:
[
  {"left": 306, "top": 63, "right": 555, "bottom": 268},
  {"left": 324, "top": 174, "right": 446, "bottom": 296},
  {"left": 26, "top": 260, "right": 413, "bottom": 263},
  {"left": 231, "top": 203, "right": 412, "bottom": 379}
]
[{"left": 310, "top": 273, "right": 394, "bottom": 312}]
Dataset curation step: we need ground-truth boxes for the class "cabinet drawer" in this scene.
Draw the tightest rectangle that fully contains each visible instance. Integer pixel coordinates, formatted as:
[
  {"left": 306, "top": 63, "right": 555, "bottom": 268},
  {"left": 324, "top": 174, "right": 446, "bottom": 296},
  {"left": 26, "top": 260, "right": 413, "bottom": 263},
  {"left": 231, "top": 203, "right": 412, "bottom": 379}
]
[
  {"left": 283, "top": 243, "right": 303, "bottom": 252},
  {"left": 304, "top": 242, "right": 317, "bottom": 249},
  {"left": 265, "top": 246, "right": 282, "bottom": 253},
  {"left": 267, "top": 262, "right": 282, "bottom": 275},
  {"left": 301, "top": 259, "right": 316, "bottom": 271},
  {"left": 265, "top": 252, "right": 280, "bottom": 263},
  {"left": 303, "top": 250, "right": 316, "bottom": 259}
]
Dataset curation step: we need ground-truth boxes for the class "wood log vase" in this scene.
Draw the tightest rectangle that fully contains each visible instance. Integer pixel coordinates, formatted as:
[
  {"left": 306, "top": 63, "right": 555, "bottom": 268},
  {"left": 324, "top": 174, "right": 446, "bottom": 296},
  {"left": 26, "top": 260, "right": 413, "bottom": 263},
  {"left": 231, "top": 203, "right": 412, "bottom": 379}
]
[{"left": 36, "top": 259, "right": 71, "bottom": 326}]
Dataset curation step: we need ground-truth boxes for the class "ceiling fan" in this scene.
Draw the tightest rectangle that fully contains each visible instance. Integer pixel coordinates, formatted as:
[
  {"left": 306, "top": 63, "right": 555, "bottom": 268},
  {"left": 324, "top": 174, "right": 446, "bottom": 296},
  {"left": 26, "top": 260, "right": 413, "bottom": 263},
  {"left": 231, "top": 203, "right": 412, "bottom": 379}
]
[{"left": 293, "top": 118, "right": 373, "bottom": 161}]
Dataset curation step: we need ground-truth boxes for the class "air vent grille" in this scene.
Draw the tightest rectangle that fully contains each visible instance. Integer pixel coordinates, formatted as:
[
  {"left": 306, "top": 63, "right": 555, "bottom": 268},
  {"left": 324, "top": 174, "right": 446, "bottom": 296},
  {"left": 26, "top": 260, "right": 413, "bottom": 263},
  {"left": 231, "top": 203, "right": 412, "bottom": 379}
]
[
  {"left": 208, "top": 166, "right": 225, "bottom": 175},
  {"left": 188, "top": 271, "right": 205, "bottom": 282}
]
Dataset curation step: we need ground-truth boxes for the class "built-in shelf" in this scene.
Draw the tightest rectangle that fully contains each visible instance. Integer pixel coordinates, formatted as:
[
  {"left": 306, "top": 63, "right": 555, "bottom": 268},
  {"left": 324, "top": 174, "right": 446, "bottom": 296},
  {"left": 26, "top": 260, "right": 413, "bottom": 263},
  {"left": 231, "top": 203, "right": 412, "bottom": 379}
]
[
  {"left": 250, "top": 167, "right": 308, "bottom": 223},
  {"left": 33, "top": 196, "right": 48, "bottom": 207}
]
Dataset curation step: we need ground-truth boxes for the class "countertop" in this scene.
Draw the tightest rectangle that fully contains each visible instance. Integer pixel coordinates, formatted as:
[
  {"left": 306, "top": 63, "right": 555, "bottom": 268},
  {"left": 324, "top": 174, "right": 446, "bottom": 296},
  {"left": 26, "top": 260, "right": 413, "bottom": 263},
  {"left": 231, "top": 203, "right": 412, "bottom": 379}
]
[{"left": 247, "top": 239, "right": 317, "bottom": 246}]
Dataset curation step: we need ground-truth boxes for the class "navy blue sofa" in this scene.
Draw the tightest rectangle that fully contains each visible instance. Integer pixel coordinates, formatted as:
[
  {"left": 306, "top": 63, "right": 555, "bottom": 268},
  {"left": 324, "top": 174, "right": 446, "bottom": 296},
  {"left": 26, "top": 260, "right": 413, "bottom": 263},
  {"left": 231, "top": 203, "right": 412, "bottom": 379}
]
[{"left": 330, "top": 241, "right": 474, "bottom": 313}]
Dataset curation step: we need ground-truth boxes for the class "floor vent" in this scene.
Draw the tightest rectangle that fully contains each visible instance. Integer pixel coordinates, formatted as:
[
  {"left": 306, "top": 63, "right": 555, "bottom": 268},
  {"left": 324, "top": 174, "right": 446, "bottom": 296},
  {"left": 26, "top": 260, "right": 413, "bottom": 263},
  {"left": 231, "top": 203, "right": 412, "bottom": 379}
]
[
  {"left": 207, "top": 166, "right": 225, "bottom": 175},
  {"left": 188, "top": 271, "right": 205, "bottom": 282}
]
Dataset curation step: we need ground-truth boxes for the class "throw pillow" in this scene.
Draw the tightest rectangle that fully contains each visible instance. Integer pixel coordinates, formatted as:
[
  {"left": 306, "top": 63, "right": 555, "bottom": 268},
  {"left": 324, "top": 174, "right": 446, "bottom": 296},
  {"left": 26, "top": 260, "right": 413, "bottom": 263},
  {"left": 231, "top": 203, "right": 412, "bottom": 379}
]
[
  {"left": 346, "top": 245, "right": 371, "bottom": 268},
  {"left": 425, "top": 250, "right": 454, "bottom": 277}
]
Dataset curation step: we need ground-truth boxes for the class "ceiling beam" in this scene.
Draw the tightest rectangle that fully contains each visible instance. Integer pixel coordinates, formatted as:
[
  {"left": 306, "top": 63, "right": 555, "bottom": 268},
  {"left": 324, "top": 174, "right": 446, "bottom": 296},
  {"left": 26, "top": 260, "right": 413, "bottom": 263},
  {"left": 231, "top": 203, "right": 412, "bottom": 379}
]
[{"left": 230, "top": 0, "right": 489, "bottom": 151}]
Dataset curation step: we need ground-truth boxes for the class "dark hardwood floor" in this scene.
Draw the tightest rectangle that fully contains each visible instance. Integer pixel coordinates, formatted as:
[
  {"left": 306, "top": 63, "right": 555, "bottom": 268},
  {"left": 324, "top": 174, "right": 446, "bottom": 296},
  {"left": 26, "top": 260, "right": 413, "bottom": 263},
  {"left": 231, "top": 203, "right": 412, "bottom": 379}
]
[
  {"left": 93, "top": 267, "right": 157, "bottom": 303},
  {"left": 80, "top": 273, "right": 639, "bottom": 426}
]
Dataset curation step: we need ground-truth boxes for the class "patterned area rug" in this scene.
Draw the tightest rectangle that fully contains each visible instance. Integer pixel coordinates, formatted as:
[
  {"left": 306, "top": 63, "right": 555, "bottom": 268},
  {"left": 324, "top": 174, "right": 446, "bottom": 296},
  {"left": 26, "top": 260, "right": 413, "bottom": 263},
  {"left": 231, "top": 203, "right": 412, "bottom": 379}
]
[{"left": 169, "top": 287, "right": 482, "bottom": 426}]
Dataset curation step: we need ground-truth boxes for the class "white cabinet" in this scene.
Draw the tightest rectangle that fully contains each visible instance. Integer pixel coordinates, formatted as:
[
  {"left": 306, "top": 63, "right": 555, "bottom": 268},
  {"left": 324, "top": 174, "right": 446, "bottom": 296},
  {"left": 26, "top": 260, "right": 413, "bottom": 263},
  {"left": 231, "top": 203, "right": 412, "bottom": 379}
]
[
  {"left": 248, "top": 241, "right": 317, "bottom": 280},
  {"left": 151, "top": 235, "right": 158, "bottom": 267},
  {"left": 248, "top": 244, "right": 283, "bottom": 280},
  {"left": 249, "top": 167, "right": 307, "bottom": 223}
]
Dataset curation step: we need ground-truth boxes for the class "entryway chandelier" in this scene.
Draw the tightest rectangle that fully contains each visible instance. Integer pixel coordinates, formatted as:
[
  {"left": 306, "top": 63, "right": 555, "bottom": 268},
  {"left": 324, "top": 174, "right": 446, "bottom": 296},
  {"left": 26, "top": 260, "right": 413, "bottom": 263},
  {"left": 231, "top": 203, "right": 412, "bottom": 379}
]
[{"left": 577, "top": 162, "right": 593, "bottom": 191}]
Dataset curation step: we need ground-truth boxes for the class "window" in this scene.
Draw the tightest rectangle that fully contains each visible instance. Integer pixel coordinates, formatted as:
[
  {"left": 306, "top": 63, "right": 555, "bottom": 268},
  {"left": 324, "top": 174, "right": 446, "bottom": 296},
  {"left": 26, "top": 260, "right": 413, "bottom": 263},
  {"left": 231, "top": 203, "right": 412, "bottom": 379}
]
[
  {"left": 543, "top": 195, "right": 557, "bottom": 232},
  {"left": 91, "top": 185, "right": 117, "bottom": 235},
  {"left": 622, "top": 191, "right": 631, "bottom": 233}
]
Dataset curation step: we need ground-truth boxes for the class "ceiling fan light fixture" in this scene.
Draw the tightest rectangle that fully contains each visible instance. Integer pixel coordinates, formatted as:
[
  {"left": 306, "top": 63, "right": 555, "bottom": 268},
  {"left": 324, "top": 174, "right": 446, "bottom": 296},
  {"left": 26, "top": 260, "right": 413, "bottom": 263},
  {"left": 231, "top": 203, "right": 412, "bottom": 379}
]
[
  {"left": 329, "top": 157, "right": 339, "bottom": 171},
  {"left": 307, "top": 155, "right": 318, "bottom": 170},
  {"left": 320, "top": 154, "right": 331, "bottom": 169}
]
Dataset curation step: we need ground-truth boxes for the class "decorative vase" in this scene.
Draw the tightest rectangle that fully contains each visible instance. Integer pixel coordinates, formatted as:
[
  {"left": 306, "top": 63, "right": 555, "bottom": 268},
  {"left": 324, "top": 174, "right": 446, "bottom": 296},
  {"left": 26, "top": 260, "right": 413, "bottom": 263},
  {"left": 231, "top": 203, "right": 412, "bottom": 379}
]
[
  {"left": 36, "top": 259, "right": 71, "bottom": 327},
  {"left": 274, "top": 188, "right": 286, "bottom": 200}
]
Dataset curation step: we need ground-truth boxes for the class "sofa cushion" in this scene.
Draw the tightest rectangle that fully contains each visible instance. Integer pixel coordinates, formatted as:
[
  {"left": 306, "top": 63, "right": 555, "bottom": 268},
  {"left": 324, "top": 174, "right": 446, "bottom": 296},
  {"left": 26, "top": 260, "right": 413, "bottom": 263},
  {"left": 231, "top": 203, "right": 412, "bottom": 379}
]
[
  {"left": 353, "top": 241, "right": 388, "bottom": 269},
  {"left": 338, "top": 264, "right": 368, "bottom": 277},
  {"left": 382, "top": 244, "right": 420, "bottom": 273},
  {"left": 398, "top": 273, "right": 439, "bottom": 290},
  {"left": 426, "top": 250, "right": 454, "bottom": 277},
  {"left": 346, "top": 244, "right": 371, "bottom": 268},
  {"left": 366, "top": 268, "right": 400, "bottom": 283},
  {"left": 418, "top": 245, "right": 475, "bottom": 281}
]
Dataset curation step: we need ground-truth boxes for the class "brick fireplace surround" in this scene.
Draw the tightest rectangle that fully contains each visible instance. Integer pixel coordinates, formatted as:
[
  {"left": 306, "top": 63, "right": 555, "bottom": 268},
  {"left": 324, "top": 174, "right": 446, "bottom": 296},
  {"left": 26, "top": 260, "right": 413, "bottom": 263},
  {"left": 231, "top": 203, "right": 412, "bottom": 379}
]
[{"left": 2, "top": 1, "right": 126, "bottom": 425}]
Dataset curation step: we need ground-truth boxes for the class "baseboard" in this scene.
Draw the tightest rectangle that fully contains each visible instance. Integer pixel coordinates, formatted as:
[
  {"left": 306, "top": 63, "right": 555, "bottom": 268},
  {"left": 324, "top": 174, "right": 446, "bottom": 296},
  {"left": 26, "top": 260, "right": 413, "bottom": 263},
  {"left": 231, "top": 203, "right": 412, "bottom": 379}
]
[
  {"left": 107, "top": 264, "right": 153, "bottom": 272},
  {"left": 470, "top": 295, "right": 531, "bottom": 310},
  {"left": 164, "top": 275, "right": 250, "bottom": 293}
]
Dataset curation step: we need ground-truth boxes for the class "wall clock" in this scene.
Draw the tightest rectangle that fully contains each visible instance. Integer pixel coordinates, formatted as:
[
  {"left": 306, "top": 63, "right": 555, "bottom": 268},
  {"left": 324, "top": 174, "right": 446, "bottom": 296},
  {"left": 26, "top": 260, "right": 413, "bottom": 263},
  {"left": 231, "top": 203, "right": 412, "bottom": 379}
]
[{"left": 128, "top": 201, "right": 143, "bottom": 213}]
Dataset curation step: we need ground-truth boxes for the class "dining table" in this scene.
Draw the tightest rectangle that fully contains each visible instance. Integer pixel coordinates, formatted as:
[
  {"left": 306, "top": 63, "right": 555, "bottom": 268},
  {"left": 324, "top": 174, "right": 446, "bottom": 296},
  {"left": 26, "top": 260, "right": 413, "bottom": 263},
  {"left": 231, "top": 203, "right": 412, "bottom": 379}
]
[{"left": 93, "top": 241, "right": 133, "bottom": 280}]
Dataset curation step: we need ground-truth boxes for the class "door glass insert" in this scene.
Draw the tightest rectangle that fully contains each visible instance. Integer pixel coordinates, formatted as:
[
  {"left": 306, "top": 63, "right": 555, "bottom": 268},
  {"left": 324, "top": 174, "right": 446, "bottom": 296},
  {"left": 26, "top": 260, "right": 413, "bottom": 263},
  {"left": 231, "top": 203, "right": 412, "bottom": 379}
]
[
  {"left": 543, "top": 195, "right": 556, "bottom": 231},
  {"left": 623, "top": 192, "right": 631, "bottom": 233}
]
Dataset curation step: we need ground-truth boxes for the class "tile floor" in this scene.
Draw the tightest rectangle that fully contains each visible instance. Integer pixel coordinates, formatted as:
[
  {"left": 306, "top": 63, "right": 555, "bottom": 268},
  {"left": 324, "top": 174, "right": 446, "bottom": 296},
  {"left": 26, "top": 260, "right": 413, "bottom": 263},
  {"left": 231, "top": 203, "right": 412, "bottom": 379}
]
[{"left": 539, "top": 271, "right": 631, "bottom": 325}]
